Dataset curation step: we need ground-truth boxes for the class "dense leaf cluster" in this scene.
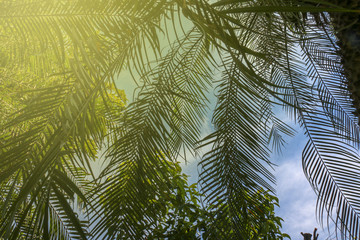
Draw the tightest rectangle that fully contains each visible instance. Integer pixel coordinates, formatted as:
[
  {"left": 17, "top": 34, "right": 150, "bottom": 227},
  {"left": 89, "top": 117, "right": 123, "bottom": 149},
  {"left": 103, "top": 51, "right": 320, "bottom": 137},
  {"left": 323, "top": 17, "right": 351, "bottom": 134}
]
[{"left": 0, "top": 0, "right": 359, "bottom": 239}]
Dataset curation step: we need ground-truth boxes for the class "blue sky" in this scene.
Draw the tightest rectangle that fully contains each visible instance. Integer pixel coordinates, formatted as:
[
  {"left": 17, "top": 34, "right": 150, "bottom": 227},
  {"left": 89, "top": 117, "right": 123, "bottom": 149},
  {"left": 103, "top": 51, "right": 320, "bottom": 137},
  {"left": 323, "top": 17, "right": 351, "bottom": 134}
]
[
  {"left": 273, "top": 128, "right": 328, "bottom": 239},
  {"left": 117, "top": 44, "right": 340, "bottom": 240},
  {"left": 111, "top": 72, "right": 340, "bottom": 239},
  {"left": 120, "top": 77, "right": 336, "bottom": 239},
  {"left": 179, "top": 117, "right": 337, "bottom": 239}
]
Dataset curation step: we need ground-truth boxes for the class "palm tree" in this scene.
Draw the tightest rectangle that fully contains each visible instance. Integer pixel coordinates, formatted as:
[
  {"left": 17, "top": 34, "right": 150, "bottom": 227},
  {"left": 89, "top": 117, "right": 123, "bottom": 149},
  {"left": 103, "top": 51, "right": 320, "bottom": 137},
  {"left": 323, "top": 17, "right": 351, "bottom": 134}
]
[
  {"left": 320, "top": 1, "right": 360, "bottom": 116},
  {"left": 0, "top": 0, "right": 359, "bottom": 239}
]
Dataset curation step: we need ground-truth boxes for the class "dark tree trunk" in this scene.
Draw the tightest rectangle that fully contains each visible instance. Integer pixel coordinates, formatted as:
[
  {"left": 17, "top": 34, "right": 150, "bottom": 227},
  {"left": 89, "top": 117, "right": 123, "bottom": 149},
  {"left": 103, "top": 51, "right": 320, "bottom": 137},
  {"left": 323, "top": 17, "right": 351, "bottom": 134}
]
[
  {"left": 299, "top": 0, "right": 360, "bottom": 117},
  {"left": 329, "top": 1, "right": 360, "bottom": 116}
]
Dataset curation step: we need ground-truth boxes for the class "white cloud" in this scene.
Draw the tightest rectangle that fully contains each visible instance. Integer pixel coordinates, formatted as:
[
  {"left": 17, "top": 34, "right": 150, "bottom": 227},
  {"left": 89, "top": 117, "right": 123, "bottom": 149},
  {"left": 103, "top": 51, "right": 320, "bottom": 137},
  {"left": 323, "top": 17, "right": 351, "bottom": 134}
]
[
  {"left": 273, "top": 133, "right": 336, "bottom": 239},
  {"left": 275, "top": 159, "right": 319, "bottom": 238},
  {"left": 180, "top": 118, "right": 338, "bottom": 239}
]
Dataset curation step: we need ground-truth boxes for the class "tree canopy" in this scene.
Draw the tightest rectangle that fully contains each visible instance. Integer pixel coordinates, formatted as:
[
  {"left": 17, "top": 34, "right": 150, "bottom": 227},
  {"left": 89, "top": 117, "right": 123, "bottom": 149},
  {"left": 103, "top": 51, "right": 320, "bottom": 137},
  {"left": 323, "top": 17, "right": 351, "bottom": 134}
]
[{"left": 0, "top": 0, "right": 359, "bottom": 239}]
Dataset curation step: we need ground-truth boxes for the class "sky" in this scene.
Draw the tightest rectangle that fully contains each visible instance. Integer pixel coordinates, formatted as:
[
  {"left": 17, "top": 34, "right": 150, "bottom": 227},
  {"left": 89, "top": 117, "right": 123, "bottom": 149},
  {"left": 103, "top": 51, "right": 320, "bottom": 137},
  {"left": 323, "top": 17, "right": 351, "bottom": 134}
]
[
  {"left": 273, "top": 128, "right": 332, "bottom": 240},
  {"left": 115, "top": 24, "right": 341, "bottom": 239},
  {"left": 179, "top": 118, "right": 337, "bottom": 240},
  {"left": 118, "top": 72, "right": 339, "bottom": 240}
]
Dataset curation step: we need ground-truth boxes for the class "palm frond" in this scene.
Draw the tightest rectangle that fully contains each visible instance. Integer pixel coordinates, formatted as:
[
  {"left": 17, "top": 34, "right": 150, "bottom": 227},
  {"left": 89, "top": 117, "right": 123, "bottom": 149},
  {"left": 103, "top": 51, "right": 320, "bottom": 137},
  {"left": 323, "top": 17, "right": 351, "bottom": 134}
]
[
  {"left": 91, "top": 28, "right": 214, "bottom": 239},
  {"left": 48, "top": 190, "right": 89, "bottom": 240},
  {"left": 2, "top": 0, "right": 360, "bottom": 239},
  {"left": 301, "top": 16, "right": 360, "bottom": 145},
  {"left": 0, "top": 57, "right": 127, "bottom": 238},
  {"left": 299, "top": 14, "right": 360, "bottom": 239},
  {"left": 0, "top": 0, "right": 171, "bottom": 80},
  {"left": 190, "top": 1, "right": 301, "bottom": 238}
]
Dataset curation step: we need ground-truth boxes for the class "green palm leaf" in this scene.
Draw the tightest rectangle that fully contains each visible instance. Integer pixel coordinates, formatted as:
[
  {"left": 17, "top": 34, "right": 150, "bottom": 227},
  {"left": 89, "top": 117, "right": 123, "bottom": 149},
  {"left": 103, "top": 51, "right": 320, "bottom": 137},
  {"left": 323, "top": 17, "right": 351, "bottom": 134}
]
[
  {"left": 299, "top": 14, "right": 360, "bottom": 239},
  {"left": 1, "top": 0, "right": 360, "bottom": 239},
  {"left": 91, "top": 28, "right": 214, "bottom": 239}
]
